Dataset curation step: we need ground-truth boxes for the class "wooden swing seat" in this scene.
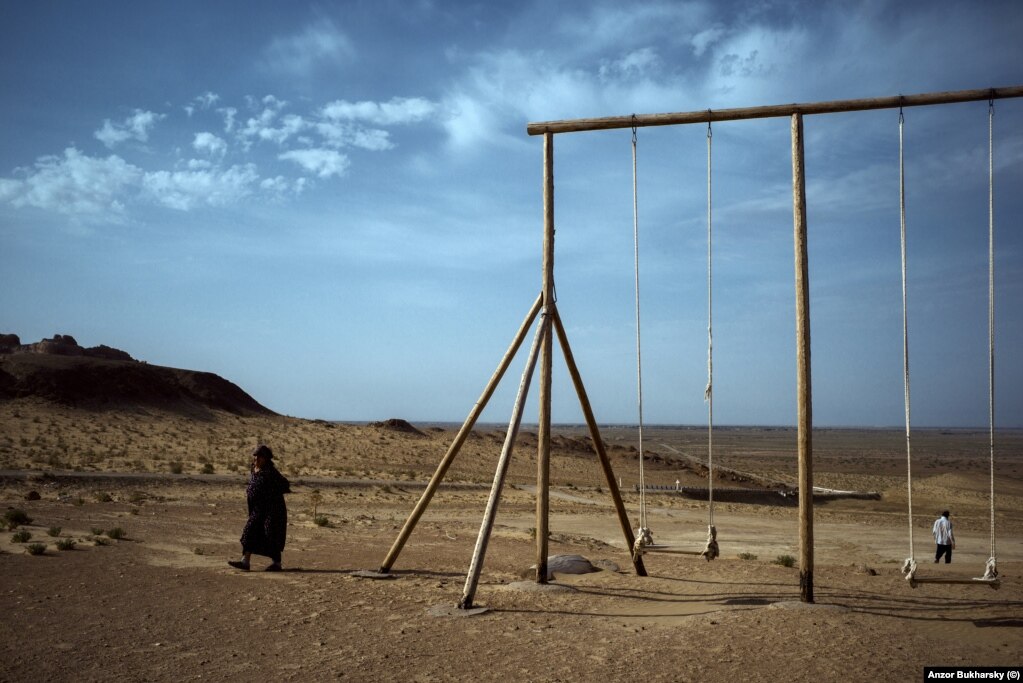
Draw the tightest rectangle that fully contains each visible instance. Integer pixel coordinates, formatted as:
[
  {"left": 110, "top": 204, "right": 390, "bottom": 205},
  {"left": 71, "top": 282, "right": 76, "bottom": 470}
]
[{"left": 635, "top": 544, "right": 706, "bottom": 556}]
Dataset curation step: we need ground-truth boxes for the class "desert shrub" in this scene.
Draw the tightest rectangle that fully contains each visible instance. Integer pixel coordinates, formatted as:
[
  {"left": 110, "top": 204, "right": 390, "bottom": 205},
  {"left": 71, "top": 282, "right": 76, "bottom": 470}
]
[
  {"left": 774, "top": 554, "right": 796, "bottom": 568},
  {"left": 47, "top": 526, "right": 62, "bottom": 537},
  {"left": 11, "top": 530, "right": 31, "bottom": 543},
  {"left": 90, "top": 527, "right": 104, "bottom": 536},
  {"left": 106, "top": 527, "right": 126, "bottom": 540},
  {"left": 95, "top": 492, "right": 112, "bottom": 503},
  {"left": 72, "top": 497, "right": 84, "bottom": 507},
  {"left": 193, "top": 547, "right": 204, "bottom": 555},
  {"left": 93, "top": 536, "right": 109, "bottom": 546},
  {"left": 128, "top": 491, "right": 146, "bottom": 504},
  {"left": 4, "top": 509, "right": 32, "bottom": 529},
  {"left": 26, "top": 543, "right": 47, "bottom": 555},
  {"left": 56, "top": 538, "right": 75, "bottom": 551},
  {"left": 200, "top": 463, "right": 215, "bottom": 475},
  {"left": 738, "top": 552, "right": 758, "bottom": 561},
  {"left": 313, "top": 515, "right": 330, "bottom": 528},
  {"left": 168, "top": 461, "right": 184, "bottom": 474}
]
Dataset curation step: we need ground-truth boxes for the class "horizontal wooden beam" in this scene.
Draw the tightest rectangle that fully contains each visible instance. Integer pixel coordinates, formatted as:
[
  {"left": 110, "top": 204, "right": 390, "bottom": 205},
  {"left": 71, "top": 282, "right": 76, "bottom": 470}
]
[{"left": 526, "top": 85, "right": 1023, "bottom": 136}]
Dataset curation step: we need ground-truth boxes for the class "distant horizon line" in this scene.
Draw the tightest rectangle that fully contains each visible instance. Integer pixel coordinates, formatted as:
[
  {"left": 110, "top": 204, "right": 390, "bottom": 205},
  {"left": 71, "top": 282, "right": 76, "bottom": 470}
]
[{"left": 300, "top": 418, "right": 1021, "bottom": 432}]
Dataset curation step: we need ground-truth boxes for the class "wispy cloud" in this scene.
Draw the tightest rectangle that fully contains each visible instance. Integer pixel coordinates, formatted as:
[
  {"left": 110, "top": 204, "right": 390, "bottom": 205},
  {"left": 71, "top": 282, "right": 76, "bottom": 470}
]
[
  {"left": 263, "top": 18, "right": 354, "bottom": 75},
  {"left": 599, "top": 47, "right": 661, "bottom": 80},
  {"left": 143, "top": 164, "right": 260, "bottom": 210},
  {"left": 94, "top": 109, "right": 165, "bottom": 148},
  {"left": 1, "top": 89, "right": 437, "bottom": 223},
  {"left": 2, "top": 147, "right": 141, "bottom": 220},
  {"left": 321, "top": 97, "right": 437, "bottom": 125},
  {"left": 185, "top": 91, "right": 220, "bottom": 117},
  {"left": 278, "top": 148, "right": 349, "bottom": 178}
]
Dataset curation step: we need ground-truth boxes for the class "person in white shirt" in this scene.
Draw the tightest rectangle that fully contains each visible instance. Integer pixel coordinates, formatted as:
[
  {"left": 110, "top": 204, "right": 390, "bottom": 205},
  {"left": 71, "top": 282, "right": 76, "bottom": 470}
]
[{"left": 932, "top": 510, "right": 955, "bottom": 564}]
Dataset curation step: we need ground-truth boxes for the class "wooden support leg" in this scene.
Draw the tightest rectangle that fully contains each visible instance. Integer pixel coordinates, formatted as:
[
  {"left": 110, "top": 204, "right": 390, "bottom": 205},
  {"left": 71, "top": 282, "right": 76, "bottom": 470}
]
[
  {"left": 459, "top": 315, "right": 550, "bottom": 609},
  {"left": 552, "top": 305, "right": 647, "bottom": 577}
]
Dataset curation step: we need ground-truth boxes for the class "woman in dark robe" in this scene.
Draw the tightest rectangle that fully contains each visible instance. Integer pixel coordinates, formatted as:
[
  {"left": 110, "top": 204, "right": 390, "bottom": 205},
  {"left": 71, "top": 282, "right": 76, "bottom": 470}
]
[{"left": 228, "top": 444, "right": 290, "bottom": 572}]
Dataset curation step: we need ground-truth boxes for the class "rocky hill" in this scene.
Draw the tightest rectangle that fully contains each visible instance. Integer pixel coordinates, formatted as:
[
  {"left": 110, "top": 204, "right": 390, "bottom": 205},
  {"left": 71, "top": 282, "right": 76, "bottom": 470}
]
[{"left": 0, "top": 334, "right": 275, "bottom": 418}]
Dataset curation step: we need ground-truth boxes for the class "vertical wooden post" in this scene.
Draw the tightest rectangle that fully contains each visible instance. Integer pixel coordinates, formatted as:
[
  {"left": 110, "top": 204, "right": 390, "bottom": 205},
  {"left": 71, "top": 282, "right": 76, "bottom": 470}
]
[
  {"left": 535, "top": 132, "right": 555, "bottom": 584},
  {"left": 791, "top": 113, "right": 814, "bottom": 603}
]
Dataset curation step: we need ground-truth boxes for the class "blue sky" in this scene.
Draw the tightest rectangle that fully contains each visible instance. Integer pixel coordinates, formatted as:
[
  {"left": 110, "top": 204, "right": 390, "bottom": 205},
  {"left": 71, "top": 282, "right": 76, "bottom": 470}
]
[{"left": 1, "top": 1, "right": 1021, "bottom": 427}]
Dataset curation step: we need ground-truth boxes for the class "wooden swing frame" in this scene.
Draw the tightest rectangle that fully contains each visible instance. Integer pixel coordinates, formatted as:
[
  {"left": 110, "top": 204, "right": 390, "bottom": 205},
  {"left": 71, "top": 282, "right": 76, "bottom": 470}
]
[{"left": 373, "top": 85, "right": 1023, "bottom": 608}]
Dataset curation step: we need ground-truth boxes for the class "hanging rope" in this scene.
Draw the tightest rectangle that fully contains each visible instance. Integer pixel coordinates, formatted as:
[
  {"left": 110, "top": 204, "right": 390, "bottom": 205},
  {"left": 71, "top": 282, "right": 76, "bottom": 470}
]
[
  {"left": 631, "top": 121, "right": 647, "bottom": 533},
  {"left": 898, "top": 106, "right": 917, "bottom": 581},
  {"left": 985, "top": 98, "right": 998, "bottom": 580},
  {"left": 705, "top": 119, "right": 716, "bottom": 532}
]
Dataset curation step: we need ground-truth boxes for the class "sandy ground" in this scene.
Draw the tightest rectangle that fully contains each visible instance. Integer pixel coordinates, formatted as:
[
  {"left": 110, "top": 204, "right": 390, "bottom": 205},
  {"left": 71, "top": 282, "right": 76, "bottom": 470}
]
[{"left": 1, "top": 403, "right": 1021, "bottom": 681}]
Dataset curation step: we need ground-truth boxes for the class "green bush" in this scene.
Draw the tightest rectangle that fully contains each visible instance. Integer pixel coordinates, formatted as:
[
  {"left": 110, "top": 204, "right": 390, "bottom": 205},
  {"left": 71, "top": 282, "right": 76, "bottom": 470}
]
[
  {"left": 95, "top": 492, "right": 112, "bottom": 503},
  {"left": 56, "top": 538, "right": 76, "bottom": 551},
  {"left": 91, "top": 528, "right": 104, "bottom": 536},
  {"left": 47, "top": 526, "right": 62, "bottom": 537},
  {"left": 168, "top": 461, "right": 184, "bottom": 474},
  {"left": 738, "top": 552, "right": 758, "bottom": 561},
  {"left": 200, "top": 463, "right": 215, "bottom": 475},
  {"left": 774, "top": 554, "right": 796, "bottom": 568},
  {"left": 313, "top": 515, "right": 330, "bottom": 528},
  {"left": 193, "top": 547, "right": 204, "bottom": 555},
  {"left": 26, "top": 543, "right": 47, "bottom": 555},
  {"left": 93, "top": 537, "right": 109, "bottom": 546},
  {"left": 11, "top": 530, "right": 31, "bottom": 543},
  {"left": 4, "top": 509, "right": 32, "bottom": 529},
  {"left": 106, "top": 527, "right": 126, "bottom": 540}
]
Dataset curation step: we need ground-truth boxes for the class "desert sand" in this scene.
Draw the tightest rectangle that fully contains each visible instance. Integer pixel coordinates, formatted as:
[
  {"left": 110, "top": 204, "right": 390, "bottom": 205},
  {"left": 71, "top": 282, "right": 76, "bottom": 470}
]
[{"left": 1, "top": 401, "right": 1021, "bottom": 681}]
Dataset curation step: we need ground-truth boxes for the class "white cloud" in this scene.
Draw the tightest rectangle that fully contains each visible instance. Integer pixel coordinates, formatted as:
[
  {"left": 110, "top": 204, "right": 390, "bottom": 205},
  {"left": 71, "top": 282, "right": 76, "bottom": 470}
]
[
  {"left": 321, "top": 97, "right": 438, "bottom": 125},
  {"left": 350, "top": 128, "right": 393, "bottom": 152},
  {"left": 196, "top": 91, "right": 219, "bottom": 109},
  {"left": 315, "top": 121, "right": 394, "bottom": 151},
  {"left": 691, "top": 26, "right": 726, "bottom": 57},
  {"left": 193, "top": 131, "right": 227, "bottom": 157},
  {"left": 238, "top": 100, "right": 307, "bottom": 147},
  {"left": 218, "top": 107, "right": 238, "bottom": 133},
  {"left": 143, "top": 164, "right": 259, "bottom": 210},
  {"left": 0, "top": 178, "right": 22, "bottom": 203},
  {"left": 278, "top": 149, "right": 350, "bottom": 178},
  {"left": 260, "top": 175, "right": 290, "bottom": 192},
  {"left": 185, "top": 91, "right": 220, "bottom": 116},
  {"left": 5, "top": 88, "right": 436, "bottom": 223},
  {"left": 0, "top": 146, "right": 274, "bottom": 220},
  {"left": 263, "top": 19, "right": 354, "bottom": 75},
  {"left": 94, "top": 109, "right": 164, "bottom": 148},
  {"left": 1, "top": 147, "right": 142, "bottom": 221}
]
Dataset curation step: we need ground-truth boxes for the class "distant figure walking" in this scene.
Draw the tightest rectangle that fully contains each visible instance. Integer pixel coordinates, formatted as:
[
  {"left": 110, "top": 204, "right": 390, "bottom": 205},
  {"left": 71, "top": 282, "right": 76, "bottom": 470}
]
[
  {"left": 932, "top": 510, "right": 955, "bottom": 564},
  {"left": 228, "top": 445, "right": 291, "bottom": 572}
]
